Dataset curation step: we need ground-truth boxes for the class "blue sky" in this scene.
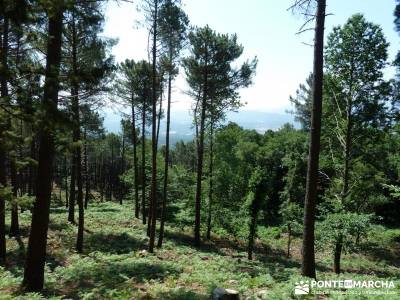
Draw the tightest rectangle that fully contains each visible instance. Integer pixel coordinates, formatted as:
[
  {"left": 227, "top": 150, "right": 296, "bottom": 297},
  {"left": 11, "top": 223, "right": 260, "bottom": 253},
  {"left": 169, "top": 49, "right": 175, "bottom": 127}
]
[{"left": 103, "top": 0, "right": 399, "bottom": 115}]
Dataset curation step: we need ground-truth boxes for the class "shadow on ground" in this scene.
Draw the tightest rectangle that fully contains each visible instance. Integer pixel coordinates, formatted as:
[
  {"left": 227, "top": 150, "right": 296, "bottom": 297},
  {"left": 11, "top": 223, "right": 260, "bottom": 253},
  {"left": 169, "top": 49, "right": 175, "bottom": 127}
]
[{"left": 85, "top": 232, "right": 147, "bottom": 254}]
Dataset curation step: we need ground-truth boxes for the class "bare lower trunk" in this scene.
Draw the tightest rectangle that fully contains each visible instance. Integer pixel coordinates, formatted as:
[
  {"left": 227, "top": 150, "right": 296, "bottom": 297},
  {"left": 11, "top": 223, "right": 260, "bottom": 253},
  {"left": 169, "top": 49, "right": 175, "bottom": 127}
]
[
  {"left": 148, "top": 0, "right": 159, "bottom": 253},
  {"left": 84, "top": 130, "right": 90, "bottom": 209},
  {"left": 68, "top": 156, "right": 76, "bottom": 223},
  {"left": 0, "top": 13, "right": 9, "bottom": 265},
  {"left": 158, "top": 74, "right": 172, "bottom": 248},
  {"left": 194, "top": 99, "right": 206, "bottom": 246},
  {"left": 131, "top": 96, "right": 140, "bottom": 218},
  {"left": 194, "top": 47, "right": 208, "bottom": 247},
  {"left": 301, "top": 0, "right": 326, "bottom": 279},
  {"left": 0, "top": 147, "right": 6, "bottom": 264},
  {"left": 287, "top": 223, "right": 291, "bottom": 258},
  {"left": 206, "top": 122, "right": 214, "bottom": 240},
  {"left": 71, "top": 12, "right": 84, "bottom": 253},
  {"left": 23, "top": 6, "right": 63, "bottom": 291},
  {"left": 64, "top": 156, "right": 69, "bottom": 208},
  {"left": 333, "top": 234, "right": 343, "bottom": 274},
  {"left": 142, "top": 100, "right": 147, "bottom": 224},
  {"left": 10, "top": 158, "right": 20, "bottom": 236}
]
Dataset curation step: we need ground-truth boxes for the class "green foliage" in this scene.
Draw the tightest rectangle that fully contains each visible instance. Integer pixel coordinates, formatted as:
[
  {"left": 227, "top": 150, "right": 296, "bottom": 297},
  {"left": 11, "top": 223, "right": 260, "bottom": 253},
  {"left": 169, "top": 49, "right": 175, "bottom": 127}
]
[
  {"left": 0, "top": 202, "right": 399, "bottom": 299},
  {"left": 317, "top": 213, "right": 373, "bottom": 253}
]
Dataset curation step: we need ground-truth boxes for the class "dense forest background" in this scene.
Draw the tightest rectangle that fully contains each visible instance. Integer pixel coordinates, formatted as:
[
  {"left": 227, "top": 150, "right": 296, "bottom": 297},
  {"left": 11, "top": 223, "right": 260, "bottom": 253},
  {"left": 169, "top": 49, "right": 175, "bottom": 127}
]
[{"left": 0, "top": 0, "right": 400, "bottom": 299}]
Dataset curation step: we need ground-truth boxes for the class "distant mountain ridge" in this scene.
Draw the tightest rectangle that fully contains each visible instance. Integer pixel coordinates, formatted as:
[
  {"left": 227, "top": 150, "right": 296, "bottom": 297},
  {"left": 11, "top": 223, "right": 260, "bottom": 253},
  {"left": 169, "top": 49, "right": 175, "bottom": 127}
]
[{"left": 103, "top": 110, "right": 297, "bottom": 144}]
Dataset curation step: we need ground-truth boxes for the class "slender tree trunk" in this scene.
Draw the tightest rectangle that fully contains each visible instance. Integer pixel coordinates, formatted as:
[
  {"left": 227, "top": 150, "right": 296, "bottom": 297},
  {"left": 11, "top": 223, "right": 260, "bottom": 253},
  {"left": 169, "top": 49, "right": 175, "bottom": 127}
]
[
  {"left": 342, "top": 98, "right": 352, "bottom": 203},
  {"left": 158, "top": 73, "right": 172, "bottom": 248},
  {"left": 100, "top": 153, "right": 104, "bottom": 202},
  {"left": 68, "top": 156, "right": 76, "bottom": 222},
  {"left": 206, "top": 121, "right": 214, "bottom": 240},
  {"left": 194, "top": 52, "right": 208, "bottom": 247},
  {"left": 110, "top": 142, "right": 114, "bottom": 201},
  {"left": 333, "top": 234, "right": 343, "bottom": 274},
  {"left": 142, "top": 98, "right": 147, "bottom": 224},
  {"left": 120, "top": 133, "right": 125, "bottom": 204},
  {"left": 22, "top": 5, "right": 63, "bottom": 291},
  {"left": 70, "top": 12, "right": 84, "bottom": 252},
  {"left": 287, "top": 223, "right": 291, "bottom": 258},
  {"left": 10, "top": 158, "right": 20, "bottom": 236},
  {"left": 84, "top": 130, "right": 89, "bottom": 209},
  {"left": 148, "top": 0, "right": 159, "bottom": 253},
  {"left": 247, "top": 194, "right": 260, "bottom": 261},
  {"left": 301, "top": 0, "right": 326, "bottom": 279},
  {"left": 0, "top": 14, "right": 9, "bottom": 264},
  {"left": 65, "top": 156, "right": 69, "bottom": 208},
  {"left": 131, "top": 95, "right": 140, "bottom": 218},
  {"left": 10, "top": 30, "right": 21, "bottom": 235},
  {"left": 156, "top": 85, "right": 162, "bottom": 146},
  {"left": 28, "top": 139, "right": 36, "bottom": 196}
]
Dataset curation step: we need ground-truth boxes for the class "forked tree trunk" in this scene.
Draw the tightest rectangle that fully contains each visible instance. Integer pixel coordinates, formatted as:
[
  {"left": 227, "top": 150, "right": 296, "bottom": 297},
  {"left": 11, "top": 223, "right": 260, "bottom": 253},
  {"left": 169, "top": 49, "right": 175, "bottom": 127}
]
[
  {"left": 23, "top": 5, "right": 63, "bottom": 291},
  {"left": 301, "top": 0, "right": 326, "bottom": 279}
]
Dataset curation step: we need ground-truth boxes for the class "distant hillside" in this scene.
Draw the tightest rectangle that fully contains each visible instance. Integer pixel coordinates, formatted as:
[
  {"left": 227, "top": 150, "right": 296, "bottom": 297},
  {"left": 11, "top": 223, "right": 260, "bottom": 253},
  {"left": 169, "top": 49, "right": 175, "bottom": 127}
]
[{"left": 103, "top": 110, "right": 297, "bottom": 144}]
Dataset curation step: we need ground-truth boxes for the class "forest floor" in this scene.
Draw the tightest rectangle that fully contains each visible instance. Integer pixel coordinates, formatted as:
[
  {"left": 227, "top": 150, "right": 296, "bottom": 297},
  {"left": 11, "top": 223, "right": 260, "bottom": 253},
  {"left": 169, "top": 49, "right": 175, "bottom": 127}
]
[{"left": 0, "top": 201, "right": 400, "bottom": 299}]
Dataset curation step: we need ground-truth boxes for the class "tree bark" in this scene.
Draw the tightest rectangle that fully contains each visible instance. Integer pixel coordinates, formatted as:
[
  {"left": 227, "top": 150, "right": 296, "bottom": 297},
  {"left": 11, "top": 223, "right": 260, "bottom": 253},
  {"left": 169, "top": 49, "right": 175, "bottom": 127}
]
[
  {"left": 84, "top": 129, "right": 90, "bottom": 209},
  {"left": 206, "top": 121, "right": 214, "bottom": 240},
  {"left": 22, "top": 5, "right": 64, "bottom": 291},
  {"left": 148, "top": 0, "right": 159, "bottom": 253},
  {"left": 65, "top": 156, "right": 69, "bottom": 208},
  {"left": 141, "top": 97, "right": 147, "bottom": 224},
  {"left": 158, "top": 73, "right": 172, "bottom": 248},
  {"left": 194, "top": 51, "right": 208, "bottom": 247},
  {"left": 131, "top": 95, "right": 140, "bottom": 218},
  {"left": 333, "top": 234, "right": 343, "bottom": 274},
  {"left": 10, "top": 157, "right": 20, "bottom": 236},
  {"left": 68, "top": 155, "right": 76, "bottom": 222},
  {"left": 120, "top": 133, "right": 125, "bottom": 204},
  {"left": 301, "top": 0, "right": 326, "bottom": 279},
  {"left": 287, "top": 223, "right": 291, "bottom": 258},
  {"left": 247, "top": 195, "right": 260, "bottom": 261},
  {"left": 0, "top": 13, "right": 9, "bottom": 265}
]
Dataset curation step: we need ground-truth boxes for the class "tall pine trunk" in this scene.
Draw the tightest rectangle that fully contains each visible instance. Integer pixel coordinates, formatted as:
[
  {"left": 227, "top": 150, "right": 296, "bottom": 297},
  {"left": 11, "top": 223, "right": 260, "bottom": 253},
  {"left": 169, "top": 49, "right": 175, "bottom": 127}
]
[
  {"left": 148, "top": 0, "right": 159, "bottom": 253},
  {"left": 206, "top": 121, "right": 214, "bottom": 240},
  {"left": 68, "top": 156, "right": 76, "bottom": 222},
  {"left": 141, "top": 97, "right": 147, "bottom": 224},
  {"left": 22, "top": 5, "right": 63, "bottom": 291},
  {"left": 70, "top": 11, "right": 84, "bottom": 253},
  {"left": 0, "top": 13, "right": 9, "bottom": 264},
  {"left": 131, "top": 95, "right": 140, "bottom": 218},
  {"left": 194, "top": 51, "right": 208, "bottom": 247},
  {"left": 64, "top": 156, "right": 69, "bottom": 208},
  {"left": 10, "top": 157, "right": 20, "bottom": 236},
  {"left": 301, "top": 0, "right": 326, "bottom": 279},
  {"left": 158, "top": 72, "right": 172, "bottom": 248},
  {"left": 84, "top": 129, "right": 90, "bottom": 209},
  {"left": 333, "top": 234, "right": 343, "bottom": 274}
]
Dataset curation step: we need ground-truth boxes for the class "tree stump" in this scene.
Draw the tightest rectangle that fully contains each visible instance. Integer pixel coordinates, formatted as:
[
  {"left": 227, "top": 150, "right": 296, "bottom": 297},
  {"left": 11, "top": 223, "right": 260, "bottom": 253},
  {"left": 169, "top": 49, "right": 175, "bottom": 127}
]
[{"left": 212, "top": 287, "right": 240, "bottom": 300}]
